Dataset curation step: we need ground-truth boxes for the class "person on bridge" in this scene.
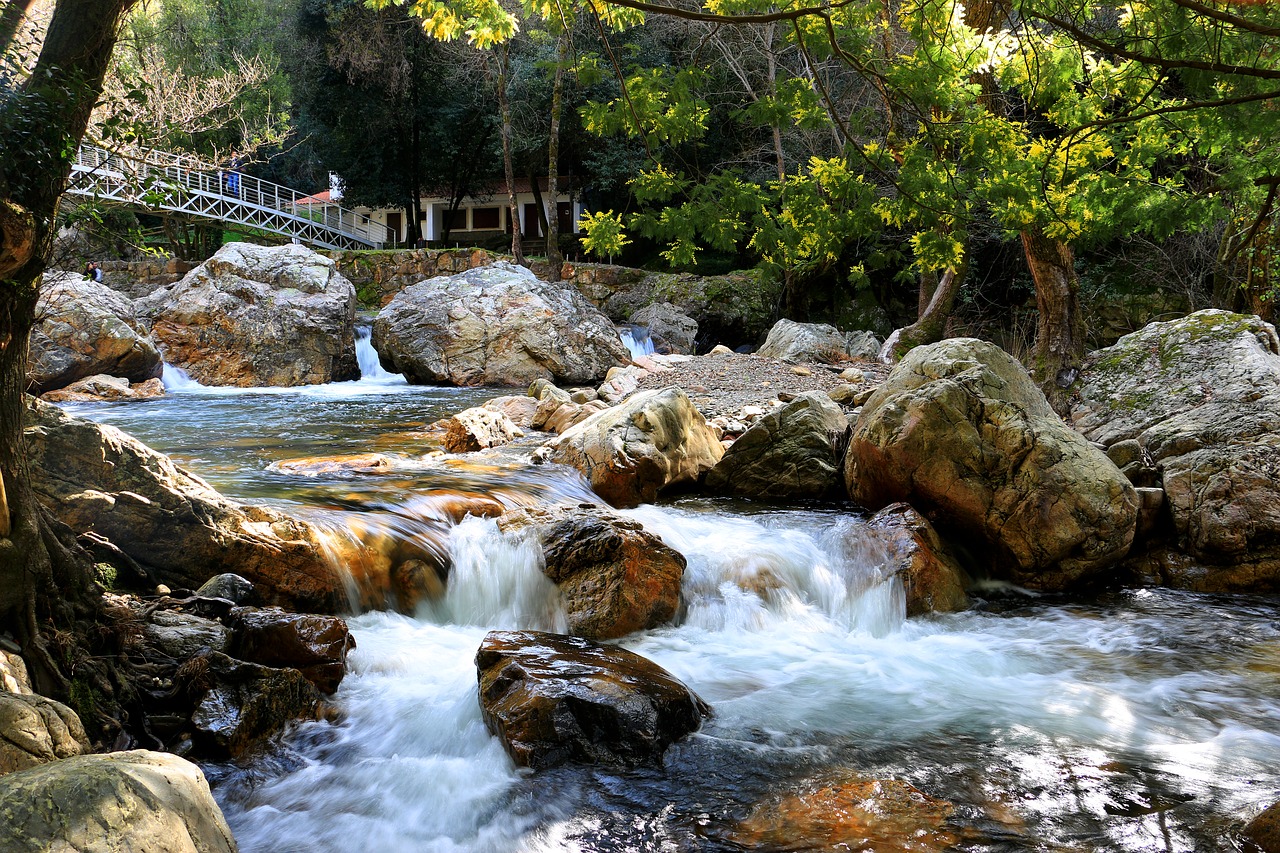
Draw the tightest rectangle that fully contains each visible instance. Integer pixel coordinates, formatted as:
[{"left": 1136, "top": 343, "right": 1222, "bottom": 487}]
[{"left": 226, "top": 150, "right": 243, "bottom": 198}]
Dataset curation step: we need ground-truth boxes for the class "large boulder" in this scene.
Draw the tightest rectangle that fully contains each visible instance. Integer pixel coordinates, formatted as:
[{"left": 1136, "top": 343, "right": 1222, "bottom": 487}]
[
  {"left": 757, "top": 318, "right": 881, "bottom": 364},
  {"left": 543, "top": 387, "right": 724, "bottom": 507},
  {"left": 845, "top": 338, "right": 1138, "bottom": 590},
  {"left": 1071, "top": 310, "right": 1280, "bottom": 591},
  {"left": 24, "top": 398, "right": 346, "bottom": 612},
  {"left": 499, "top": 506, "right": 685, "bottom": 640},
  {"left": 0, "top": 692, "right": 89, "bottom": 775},
  {"left": 628, "top": 303, "right": 698, "bottom": 354},
  {"left": 372, "top": 262, "right": 629, "bottom": 386},
  {"left": 441, "top": 407, "right": 524, "bottom": 453},
  {"left": 0, "top": 750, "right": 238, "bottom": 853},
  {"left": 27, "top": 272, "right": 162, "bottom": 394},
  {"left": 705, "top": 391, "right": 848, "bottom": 500},
  {"left": 137, "top": 242, "right": 358, "bottom": 386},
  {"left": 1243, "top": 801, "right": 1280, "bottom": 853},
  {"left": 476, "top": 630, "right": 710, "bottom": 769},
  {"left": 40, "top": 374, "right": 165, "bottom": 403}
]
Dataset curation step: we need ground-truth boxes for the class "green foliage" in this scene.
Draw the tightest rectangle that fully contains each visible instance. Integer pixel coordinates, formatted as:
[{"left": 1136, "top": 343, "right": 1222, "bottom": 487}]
[{"left": 578, "top": 209, "right": 630, "bottom": 258}]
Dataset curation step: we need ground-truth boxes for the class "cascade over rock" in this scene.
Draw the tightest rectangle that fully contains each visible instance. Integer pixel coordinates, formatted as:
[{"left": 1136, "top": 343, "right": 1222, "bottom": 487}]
[
  {"left": 628, "top": 303, "right": 699, "bottom": 354},
  {"left": 705, "top": 390, "right": 849, "bottom": 500},
  {"left": 1071, "top": 310, "right": 1280, "bottom": 591},
  {"left": 0, "top": 750, "right": 238, "bottom": 853},
  {"left": 24, "top": 398, "right": 347, "bottom": 612},
  {"left": 757, "top": 318, "right": 882, "bottom": 364},
  {"left": 372, "top": 263, "right": 629, "bottom": 386},
  {"left": 476, "top": 630, "right": 710, "bottom": 769},
  {"left": 137, "top": 242, "right": 359, "bottom": 386},
  {"left": 845, "top": 338, "right": 1138, "bottom": 590},
  {"left": 27, "top": 272, "right": 162, "bottom": 393},
  {"left": 861, "top": 503, "right": 970, "bottom": 616},
  {"left": 543, "top": 387, "right": 724, "bottom": 507},
  {"left": 0, "top": 692, "right": 89, "bottom": 775},
  {"left": 498, "top": 505, "right": 685, "bottom": 640}
]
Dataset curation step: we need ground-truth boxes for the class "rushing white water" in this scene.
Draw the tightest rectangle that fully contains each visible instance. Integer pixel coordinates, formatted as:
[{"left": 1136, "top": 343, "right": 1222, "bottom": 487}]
[
  {"left": 619, "top": 325, "right": 655, "bottom": 359},
  {"left": 161, "top": 361, "right": 204, "bottom": 391},
  {"left": 354, "top": 324, "right": 401, "bottom": 382},
  {"left": 62, "top": 385, "right": 1280, "bottom": 852}
]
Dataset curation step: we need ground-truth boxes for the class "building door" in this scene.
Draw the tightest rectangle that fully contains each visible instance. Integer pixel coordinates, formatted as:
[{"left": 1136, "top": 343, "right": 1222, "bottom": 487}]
[
  {"left": 522, "top": 203, "right": 542, "bottom": 238},
  {"left": 557, "top": 202, "right": 573, "bottom": 235},
  {"left": 386, "top": 211, "right": 402, "bottom": 245}
]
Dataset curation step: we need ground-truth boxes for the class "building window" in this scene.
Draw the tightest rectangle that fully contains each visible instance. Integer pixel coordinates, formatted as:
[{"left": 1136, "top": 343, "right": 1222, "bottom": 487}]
[
  {"left": 472, "top": 207, "right": 500, "bottom": 230},
  {"left": 444, "top": 208, "right": 467, "bottom": 231}
]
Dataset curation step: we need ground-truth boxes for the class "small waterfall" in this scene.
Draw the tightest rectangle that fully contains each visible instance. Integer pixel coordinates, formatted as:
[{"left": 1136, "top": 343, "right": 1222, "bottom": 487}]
[
  {"left": 355, "top": 325, "right": 400, "bottom": 381},
  {"left": 160, "top": 362, "right": 203, "bottom": 391},
  {"left": 619, "top": 324, "right": 656, "bottom": 360}
]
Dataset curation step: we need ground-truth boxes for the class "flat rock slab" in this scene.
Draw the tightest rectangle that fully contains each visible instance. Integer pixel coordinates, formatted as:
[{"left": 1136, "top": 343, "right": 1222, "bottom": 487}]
[{"left": 476, "top": 630, "right": 710, "bottom": 770}]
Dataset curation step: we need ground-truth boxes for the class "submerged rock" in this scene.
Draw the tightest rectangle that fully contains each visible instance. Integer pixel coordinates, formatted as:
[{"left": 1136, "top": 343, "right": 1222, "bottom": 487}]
[
  {"left": 28, "top": 272, "right": 163, "bottom": 394},
  {"left": 846, "top": 338, "right": 1138, "bottom": 591},
  {"left": 476, "top": 630, "right": 710, "bottom": 770},
  {"left": 0, "top": 750, "right": 237, "bottom": 853},
  {"left": 729, "top": 770, "right": 956, "bottom": 852},
  {"left": 704, "top": 391, "right": 848, "bottom": 500},
  {"left": 544, "top": 387, "right": 723, "bottom": 507},
  {"left": 0, "top": 692, "right": 89, "bottom": 775},
  {"left": 1071, "top": 310, "right": 1280, "bottom": 592},
  {"left": 372, "top": 262, "right": 629, "bottom": 386},
  {"left": 25, "top": 398, "right": 346, "bottom": 612},
  {"left": 499, "top": 506, "right": 684, "bottom": 640},
  {"left": 138, "top": 242, "right": 359, "bottom": 386},
  {"left": 268, "top": 453, "right": 394, "bottom": 476}
]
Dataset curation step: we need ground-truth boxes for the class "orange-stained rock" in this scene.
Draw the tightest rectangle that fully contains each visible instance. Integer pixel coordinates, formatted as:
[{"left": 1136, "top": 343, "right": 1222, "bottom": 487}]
[
  {"left": 500, "top": 505, "right": 684, "bottom": 640},
  {"left": 730, "top": 770, "right": 956, "bottom": 852},
  {"left": 269, "top": 453, "right": 395, "bottom": 476},
  {"left": 476, "top": 630, "right": 710, "bottom": 769},
  {"left": 864, "top": 503, "right": 969, "bottom": 616},
  {"left": 40, "top": 374, "right": 165, "bottom": 403}
]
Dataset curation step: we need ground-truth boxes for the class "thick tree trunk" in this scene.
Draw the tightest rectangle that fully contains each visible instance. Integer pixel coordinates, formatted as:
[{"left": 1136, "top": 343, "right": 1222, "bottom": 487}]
[
  {"left": 0, "top": 0, "right": 139, "bottom": 729},
  {"left": 1022, "top": 229, "right": 1084, "bottom": 413},
  {"left": 544, "top": 32, "right": 568, "bottom": 280},
  {"left": 496, "top": 45, "right": 525, "bottom": 266}
]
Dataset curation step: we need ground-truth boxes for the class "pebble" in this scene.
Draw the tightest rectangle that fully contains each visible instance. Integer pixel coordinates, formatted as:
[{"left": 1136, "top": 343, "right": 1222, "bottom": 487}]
[
  {"left": 791, "top": 366, "right": 813, "bottom": 376},
  {"left": 710, "top": 345, "right": 734, "bottom": 355},
  {"left": 155, "top": 584, "right": 171, "bottom": 596}
]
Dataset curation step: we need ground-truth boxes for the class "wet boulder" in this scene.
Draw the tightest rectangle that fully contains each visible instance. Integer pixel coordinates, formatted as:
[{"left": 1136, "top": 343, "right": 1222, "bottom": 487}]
[
  {"left": 226, "top": 607, "right": 356, "bottom": 694},
  {"left": 0, "top": 692, "right": 89, "bottom": 775},
  {"left": 1071, "top": 311, "right": 1280, "bottom": 592},
  {"left": 757, "top": 318, "right": 881, "bottom": 364},
  {"left": 190, "top": 652, "right": 322, "bottom": 758},
  {"left": 143, "top": 611, "right": 230, "bottom": 660},
  {"left": 442, "top": 406, "right": 524, "bottom": 453},
  {"left": 27, "top": 272, "right": 162, "bottom": 394},
  {"left": 544, "top": 387, "right": 724, "bottom": 507},
  {"left": 482, "top": 394, "right": 539, "bottom": 429},
  {"left": 705, "top": 391, "right": 848, "bottom": 500},
  {"left": 476, "top": 630, "right": 710, "bottom": 770},
  {"left": 629, "top": 303, "right": 698, "bottom": 354},
  {"left": 861, "top": 503, "right": 969, "bottom": 616},
  {"left": 0, "top": 750, "right": 237, "bottom": 853},
  {"left": 137, "top": 242, "right": 359, "bottom": 386},
  {"left": 25, "top": 398, "right": 347, "bottom": 612},
  {"left": 499, "top": 506, "right": 685, "bottom": 640},
  {"left": 1243, "top": 802, "right": 1280, "bottom": 852},
  {"left": 846, "top": 338, "right": 1138, "bottom": 591},
  {"left": 195, "top": 573, "right": 255, "bottom": 604},
  {"left": 40, "top": 374, "right": 165, "bottom": 403},
  {"left": 372, "top": 263, "right": 629, "bottom": 386}
]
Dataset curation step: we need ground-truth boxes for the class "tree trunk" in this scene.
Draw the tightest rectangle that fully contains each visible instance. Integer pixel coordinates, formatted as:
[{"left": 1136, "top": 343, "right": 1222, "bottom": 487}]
[
  {"left": 883, "top": 266, "right": 964, "bottom": 361},
  {"left": 496, "top": 45, "right": 525, "bottom": 266},
  {"left": 0, "top": 0, "right": 139, "bottom": 732},
  {"left": 544, "top": 32, "right": 569, "bottom": 281},
  {"left": 1022, "top": 229, "right": 1084, "bottom": 413},
  {"left": 1216, "top": 205, "right": 1278, "bottom": 323}
]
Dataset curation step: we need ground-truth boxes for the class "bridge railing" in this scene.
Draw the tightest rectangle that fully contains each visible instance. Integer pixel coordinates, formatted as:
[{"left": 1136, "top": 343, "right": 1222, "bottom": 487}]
[{"left": 68, "top": 144, "right": 385, "bottom": 249}]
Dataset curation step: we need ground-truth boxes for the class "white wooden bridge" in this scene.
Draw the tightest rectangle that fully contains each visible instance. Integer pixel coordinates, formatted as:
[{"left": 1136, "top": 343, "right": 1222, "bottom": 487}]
[{"left": 67, "top": 144, "right": 385, "bottom": 250}]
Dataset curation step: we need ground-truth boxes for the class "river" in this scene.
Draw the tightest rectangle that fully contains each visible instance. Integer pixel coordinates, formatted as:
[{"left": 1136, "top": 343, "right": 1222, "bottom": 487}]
[{"left": 62, "top": 334, "right": 1280, "bottom": 852}]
